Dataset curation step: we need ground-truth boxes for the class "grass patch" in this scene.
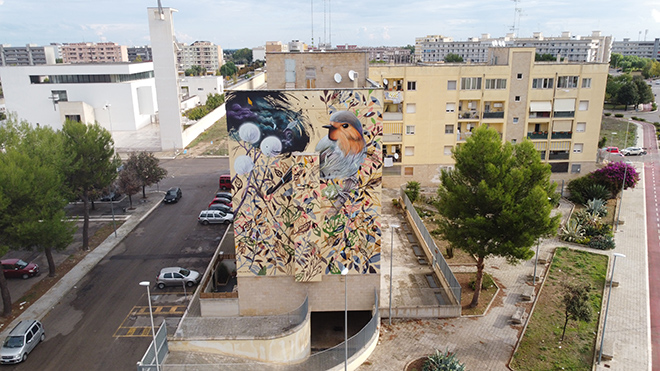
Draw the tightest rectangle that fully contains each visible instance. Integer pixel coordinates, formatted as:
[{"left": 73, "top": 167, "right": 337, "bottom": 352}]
[
  {"left": 187, "top": 116, "right": 228, "bottom": 149},
  {"left": 510, "top": 247, "right": 607, "bottom": 370},
  {"left": 599, "top": 116, "right": 637, "bottom": 149},
  {"left": 455, "top": 272, "right": 498, "bottom": 316}
]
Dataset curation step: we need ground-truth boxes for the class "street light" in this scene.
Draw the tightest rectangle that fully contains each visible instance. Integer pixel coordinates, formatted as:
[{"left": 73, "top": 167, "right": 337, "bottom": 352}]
[
  {"left": 389, "top": 224, "right": 399, "bottom": 325},
  {"left": 598, "top": 252, "right": 626, "bottom": 364},
  {"left": 533, "top": 238, "right": 540, "bottom": 285},
  {"left": 139, "top": 281, "right": 160, "bottom": 371},
  {"left": 615, "top": 119, "right": 632, "bottom": 228},
  {"left": 341, "top": 267, "right": 349, "bottom": 371}
]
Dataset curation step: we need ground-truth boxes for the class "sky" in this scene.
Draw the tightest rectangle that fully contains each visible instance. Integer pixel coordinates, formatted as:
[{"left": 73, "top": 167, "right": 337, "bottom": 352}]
[{"left": 1, "top": 0, "right": 660, "bottom": 50}]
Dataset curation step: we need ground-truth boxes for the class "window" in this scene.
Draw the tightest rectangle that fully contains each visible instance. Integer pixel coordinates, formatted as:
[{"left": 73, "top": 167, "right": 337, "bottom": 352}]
[
  {"left": 512, "top": 139, "right": 517, "bottom": 144},
  {"left": 557, "top": 76, "right": 579, "bottom": 88},
  {"left": 515, "top": 96, "right": 521, "bottom": 102},
  {"left": 406, "top": 103, "right": 416, "bottom": 113},
  {"left": 513, "top": 117, "right": 519, "bottom": 124},
  {"left": 405, "top": 146, "right": 415, "bottom": 156},
  {"left": 582, "top": 78, "right": 592, "bottom": 88},
  {"left": 532, "top": 78, "right": 554, "bottom": 89},
  {"left": 571, "top": 164, "right": 582, "bottom": 173},
  {"left": 404, "top": 167, "right": 414, "bottom": 176},
  {"left": 576, "top": 122, "right": 586, "bottom": 132},
  {"left": 406, "top": 125, "right": 415, "bottom": 135},
  {"left": 446, "top": 102, "right": 456, "bottom": 112},
  {"left": 65, "top": 115, "right": 81, "bottom": 122},
  {"left": 460, "top": 77, "right": 482, "bottom": 90},
  {"left": 51, "top": 90, "right": 68, "bottom": 102},
  {"left": 573, "top": 143, "right": 584, "bottom": 153},
  {"left": 444, "top": 146, "right": 453, "bottom": 155},
  {"left": 447, "top": 80, "right": 457, "bottom": 90},
  {"left": 517, "top": 73, "right": 523, "bottom": 79},
  {"left": 485, "top": 79, "right": 507, "bottom": 89},
  {"left": 407, "top": 81, "right": 417, "bottom": 91},
  {"left": 579, "top": 101, "right": 589, "bottom": 111},
  {"left": 445, "top": 124, "right": 454, "bottom": 134}
]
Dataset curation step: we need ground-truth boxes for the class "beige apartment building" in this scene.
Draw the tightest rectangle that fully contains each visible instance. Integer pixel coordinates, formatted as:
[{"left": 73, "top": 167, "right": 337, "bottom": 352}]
[
  {"left": 61, "top": 42, "right": 128, "bottom": 63},
  {"left": 177, "top": 40, "right": 223, "bottom": 74},
  {"left": 370, "top": 47, "right": 609, "bottom": 187}
]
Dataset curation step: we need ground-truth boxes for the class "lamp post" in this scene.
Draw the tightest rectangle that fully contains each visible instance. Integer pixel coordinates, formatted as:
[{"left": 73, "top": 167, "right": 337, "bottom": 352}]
[
  {"left": 598, "top": 252, "right": 626, "bottom": 364},
  {"left": 341, "top": 267, "right": 349, "bottom": 371},
  {"left": 389, "top": 224, "right": 399, "bottom": 326},
  {"left": 139, "top": 281, "right": 160, "bottom": 371},
  {"left": 533, "top": 238, "right": 540, "bottom": 285},
  {"left": 615, "top": 119, "right": 632, "bottom": 228}
]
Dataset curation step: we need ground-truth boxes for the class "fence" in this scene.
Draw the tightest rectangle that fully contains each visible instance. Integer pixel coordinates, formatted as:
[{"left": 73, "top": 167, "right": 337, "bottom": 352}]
[
  {"left": 400, "top": 187, "right": 462, "bottom": 305},
  {"left": 137, "top": 321, "right": 168, "bottom": 371}
]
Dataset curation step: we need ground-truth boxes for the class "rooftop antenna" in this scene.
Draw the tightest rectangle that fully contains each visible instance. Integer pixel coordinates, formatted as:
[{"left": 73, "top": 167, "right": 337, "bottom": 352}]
[
  {"left": 510, "top": 0, "right": 521, "bottom": 37},
  {"left": 311, "top": 0, "right": 314, "bottom": 48},
  {"left": 157, "top": 0, "right": 165, "bottom": 19},
  {"left": 645, "top": 29, "right": 649, "bottom": 41},
  {"left": 329, "top": 0, "right": 331, "bottom": 48}
]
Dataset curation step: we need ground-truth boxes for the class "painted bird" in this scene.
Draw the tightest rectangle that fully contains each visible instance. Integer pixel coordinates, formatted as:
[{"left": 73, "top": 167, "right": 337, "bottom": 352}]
[{"left": 315, "top": 110, "right": 367, "bottom": 180}]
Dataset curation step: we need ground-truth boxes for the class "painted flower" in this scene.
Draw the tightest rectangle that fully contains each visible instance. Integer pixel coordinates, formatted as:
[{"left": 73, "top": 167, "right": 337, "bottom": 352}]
[
  {"left": 238, "top": 122, "right": 261, "bottom": 144},
  {"left": 234, "top": 155, "right": 254, "bottom": 175},
  {"left": 260, "top": 136, "right": 282, "bottom": 157}
]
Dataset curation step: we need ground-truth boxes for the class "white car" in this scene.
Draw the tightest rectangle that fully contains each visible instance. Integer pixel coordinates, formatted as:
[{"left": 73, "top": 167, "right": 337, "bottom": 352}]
[
  {"left": 198, "top": 210, "right": 234, "bottom": 225},
  {"left": 156, "top": 267, "right": 201, "bottom": 289},
  {"left": 621, "top": 147, "right": 646, "bottom": 156}
]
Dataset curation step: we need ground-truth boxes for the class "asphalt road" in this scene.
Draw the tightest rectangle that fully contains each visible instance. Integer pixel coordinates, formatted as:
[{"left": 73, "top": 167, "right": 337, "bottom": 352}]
[{"left": 6, "top": 157, "right": 230, "bottom": 370}]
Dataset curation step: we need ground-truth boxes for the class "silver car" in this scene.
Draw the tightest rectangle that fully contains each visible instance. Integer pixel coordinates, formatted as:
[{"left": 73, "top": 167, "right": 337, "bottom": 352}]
[
  {"left": 621, "top": 147, "right": 646, "bottom": 156},
  {"left": 0, "top": 320, "right": 45, "bottom": 364},
  {"left": 156, "top": 267, "right": 201, "bottom": 289},
  {"left": 198, "top": 210, "right": 234, "bottom": 225}
]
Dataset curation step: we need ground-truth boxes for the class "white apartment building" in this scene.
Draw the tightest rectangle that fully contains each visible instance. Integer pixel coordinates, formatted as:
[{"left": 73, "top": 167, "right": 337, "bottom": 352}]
[
  {"left": 0, "top": 62, "right": 157, "bottom": 132},
  {"left": 179, "top": 75, "right": 223, "bottom": 105},
  {"left": 416, "top": 31, "right": 612, "bottom": 64},
  {"left": 612, "top": 38, "right": 660, "bottom": 61},
  {"left": 177, "top": 41, "right": 223, "bottom": 74}
]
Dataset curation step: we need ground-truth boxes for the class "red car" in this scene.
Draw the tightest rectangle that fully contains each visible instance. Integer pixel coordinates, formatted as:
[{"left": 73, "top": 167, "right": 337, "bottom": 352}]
[
  {"left": 219, "top": 175, "right": 232, "bottom": 191},
  {"left": 1, "top": 259, "right": 39, "bottom": 279},
  {"left": 209, "top": 198, "right": 232, "bottom": 208}
]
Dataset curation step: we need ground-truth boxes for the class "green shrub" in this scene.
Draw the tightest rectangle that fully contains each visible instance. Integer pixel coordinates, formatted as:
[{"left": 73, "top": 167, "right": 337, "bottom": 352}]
[
  {"left": 604, "top": 112, "right": 612, "bottom": 116},
  {"left": 423, "top": 349, "right": 466, "bottom": 371},
  {"left": 588, "top": 235, "right": 615, "bottom": 250},
  {"left": 560, "top": 219, "right": 585, "bottom": 242},
  {"left": 632, "top": 116, "right": 639, "bottom": 121},
  {"left": 653, "top": 102, "right": 658, "bottom": 111},
  {"left": 405, "top": 181, "right": 421, "bottom": 203},
  {"left": 392, "top": 199, "right": 400, "bottom": 208},
  {"left": 567, "top": 176, "right": 600, "bottom": 204},
  {"left": 615, "top": 113, "right": 624, "bottom": 118},
  {"left": 185, "top": 105, "right": 210, "bottom": 120},
  {"left": 582, "top": 184, "right": 611, "bottom": 202},
  {"left": 469, "top": 274, "right": 495, "bottom": 290}
]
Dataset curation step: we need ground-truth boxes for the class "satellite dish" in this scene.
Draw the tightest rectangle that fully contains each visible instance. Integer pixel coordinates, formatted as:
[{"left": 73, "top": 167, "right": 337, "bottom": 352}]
[
  {"left": 394, "top": 153, "right": 399, "bottom": 159},
  {"left": 348, "top": 70, "right": 357, "bottom": 81},
  {"left": 383, "top": 78, "right": 389, "bottom": 85},
  {"left": 334, "top": 73, "right": 342, "bottom": 83}
]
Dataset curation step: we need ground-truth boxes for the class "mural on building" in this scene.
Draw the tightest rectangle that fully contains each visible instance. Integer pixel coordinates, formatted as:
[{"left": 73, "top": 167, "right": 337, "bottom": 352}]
[{"left": 227, "top": 89, "right": 383, "bottom": 282}]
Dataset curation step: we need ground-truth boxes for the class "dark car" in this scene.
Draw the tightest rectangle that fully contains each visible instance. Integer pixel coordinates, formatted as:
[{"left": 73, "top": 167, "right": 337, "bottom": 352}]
[
  {"left": 1, "top": 259, "right": 39, "bottom": 279},
  {"left": 208, "top": 203, "right": 234, "bottom": 214},
  {"left": 100, "top": 191, "right": 122, "bottom": 202},
  {"left": 215, "top": 191, "right": 232, "bottom": 200},
  {"left": 163, "top": 187, "right": 182, "bottom": 203}
]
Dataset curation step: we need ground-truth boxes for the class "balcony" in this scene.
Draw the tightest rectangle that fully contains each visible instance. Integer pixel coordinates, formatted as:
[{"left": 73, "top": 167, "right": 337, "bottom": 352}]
[
  {"left": 457, "top": 132, "right": 473, "bottom": 141},
  {"left": 527, "top": 132, "right": 548, "bottom": 139},
  {"left": 384, "top": 90, "right": 404, "bottom": 103},
  {"left": 548, "top": 151, "right": 570, "bottom": 160},
  {"left": 383, "top": 112, "right": 403, "bottom": 121},
  {"left": 383, "top": 133, "right": 402, "bottom": 143},
  {"left": 553, "top": 111, "right": 575, "bottom": 118},
  {"left": 551, "top": 131, "right": 573, "bottom": 139},
  {"left": 529, "top": 112, "right": 551, "bottom": 118},
  {"left": 483, "top": 111, "right": 504, "bottom": 119},
  {"left": 458, "top": 111, "right": 480, "bottom": 120}
]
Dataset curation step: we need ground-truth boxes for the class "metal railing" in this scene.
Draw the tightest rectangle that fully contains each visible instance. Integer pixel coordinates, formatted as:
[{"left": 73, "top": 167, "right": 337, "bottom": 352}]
[
  {"left": 400, "top": 188, "right": 462, "bottom": 305},
  {"left": 482, "top": 111, "right": 504, "bottom": 119},
  {"left": 137, "top": 321, "right": 168, "bottom": 371}
]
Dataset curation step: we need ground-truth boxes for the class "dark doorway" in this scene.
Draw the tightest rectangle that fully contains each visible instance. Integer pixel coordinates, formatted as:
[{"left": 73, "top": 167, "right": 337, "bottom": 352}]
[{"left": 310, "top": 311, "right": 372, "bottom": 352}]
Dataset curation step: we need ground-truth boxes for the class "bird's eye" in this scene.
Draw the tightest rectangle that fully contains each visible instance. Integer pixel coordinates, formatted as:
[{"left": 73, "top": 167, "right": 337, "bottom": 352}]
[{"left": 342, "top": 123, "right": 349, "bottom": 129}]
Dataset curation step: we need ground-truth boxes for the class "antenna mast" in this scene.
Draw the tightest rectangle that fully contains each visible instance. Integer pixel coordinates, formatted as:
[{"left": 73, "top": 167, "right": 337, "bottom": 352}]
[
  {"left": 510, "top": 0, "right": 521, "bottom": 36},
  {"left": 311, "top": 0, "right": 314, "bottom": 48}
]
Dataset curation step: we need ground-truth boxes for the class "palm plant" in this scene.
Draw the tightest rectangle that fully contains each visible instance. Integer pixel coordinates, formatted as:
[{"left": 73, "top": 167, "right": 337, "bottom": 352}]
[
  {"left": 584, "top": 198, "right": 607, "bottom": 217},
  {"left": 423, "top": 349, "right": 466, "bottom": 371},
  {"left": 560, "top": 219, "right": 585, "bottom": 242}
]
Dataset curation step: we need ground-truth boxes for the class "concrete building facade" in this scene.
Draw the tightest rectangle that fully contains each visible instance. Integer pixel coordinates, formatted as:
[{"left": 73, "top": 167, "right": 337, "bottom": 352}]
[
  {"left": 60, "top": 42, "right": 128, "bottom": 64},
  {"left": 127, "top": 45, "right": 154, "bottom": 62},
  {"left": 179, "top": 75, "right": 223, "bottom": 105},
  {"left": 612, "top": 38, "right": 660, "bottom": 61},
  {"left": 0, "top": 44, "right": 57, "bottom": 66},
  {"left": 177, "top": 41, "right": 223, "bottom": 74},
  {"left": 370, "top": 47, "right": 609, "bottom": 186}
]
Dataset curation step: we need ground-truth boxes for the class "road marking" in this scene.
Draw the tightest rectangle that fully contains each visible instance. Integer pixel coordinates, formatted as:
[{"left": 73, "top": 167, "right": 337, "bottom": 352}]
[{"left": 113, "top": 305, "right": 186, "bottom": 338}]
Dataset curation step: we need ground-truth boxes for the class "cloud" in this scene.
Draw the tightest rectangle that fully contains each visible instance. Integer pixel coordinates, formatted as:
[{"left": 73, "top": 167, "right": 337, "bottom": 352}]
[
  {"left": 653, "top": 9, "right": 660, "bottom": 22},
  {"left": 0, "top": 1, "right": 4, "bottom": 5}
]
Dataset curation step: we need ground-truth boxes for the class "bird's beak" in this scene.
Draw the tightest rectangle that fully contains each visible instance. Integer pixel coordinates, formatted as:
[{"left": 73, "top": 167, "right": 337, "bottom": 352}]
[{"left": 322, "top": 124, "right": 332, "bottom": 129}]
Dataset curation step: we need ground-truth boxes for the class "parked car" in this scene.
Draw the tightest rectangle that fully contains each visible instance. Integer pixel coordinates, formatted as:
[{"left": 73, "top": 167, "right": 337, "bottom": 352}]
[
  {"left": 1, "top": 259, "right": 39, "bottom": 279},
  {"left": 209, "top": 198, "right": 232, "bottom": 208},
  {"left": 219, "top": 174, "right": 232, "bottom": 191},
  {"left": 208, "top": 203, "right": 234, "bottom": 214},
  {"left": 604, "top": 146, "right": 620, "bottom": 154},
  {"left": 198, "top": 210, "right": 234, "bottom": 225},
  {"left": 0, "top": 320, "right": 45, "bottom": 364},
  {"left": 215, "top": 191, "right": 232, "bottom": 199},
  {"left": 621, "top": 147, "right": 647, "bottom": 156},
  {"left": 163, "top": 187, "right": 182, "bottom": 203},
  {"left": 99, "top": 191, "right": 122, "bottom": 202},
  {"left": 156, "top": 267, "right": 201, "bottom": 289}
]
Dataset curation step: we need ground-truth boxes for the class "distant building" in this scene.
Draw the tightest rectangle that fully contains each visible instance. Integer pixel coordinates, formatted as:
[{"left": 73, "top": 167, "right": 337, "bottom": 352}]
[
  {"left": 415, "top": 31, "right": 612, "bottom": 64},
  {"left": 252, "top": 46, "right": 265, "bottom": 61},
  {"left": 361, "top": 46, "right": 413, "bottom": 64},
  {"left": 177, "top": 40, "right": 223, "bottom": 74},
  {"left": 612, "top": 38, "right": 660, "bottom": 61},
  {"left": 0, "top": 44, "right": 57, "bottom": 66},
  {"left": 60, "top": 42, "right": 129, "bottom": 64},
  {"left": 179, "top": 75, "right": 223, "bottom": 105},
  {"left": 127, "top": 46, "right": 153, "bottom": 62},
  {"left": 265, "top": 41, "right": 288, "bottom": 53}
]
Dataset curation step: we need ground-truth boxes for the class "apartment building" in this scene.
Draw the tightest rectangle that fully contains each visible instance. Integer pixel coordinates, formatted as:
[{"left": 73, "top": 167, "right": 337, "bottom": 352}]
[
  {"left": 60, "top": 42, "right": 128, "bottom": 63},
  {"left": 370, "top": 47, "right": 609, "bottom": 187},
  {"left": 612, "top": 38, "right": 660, "bottom": 61},
  {"left": 416, "top": 31, "right": 612, "bottom": 64},
  {"left": 0, "top": 44, "right": 57, "bottom": 66},
  {"left": 361, "top": 46, "right": 413, "bottom": 64},
  {"left": 127, "top": 45, "right": 153, "bottom": 62},
  {"left": 177, "top": 40, "right": 223, "bottom": 74}
]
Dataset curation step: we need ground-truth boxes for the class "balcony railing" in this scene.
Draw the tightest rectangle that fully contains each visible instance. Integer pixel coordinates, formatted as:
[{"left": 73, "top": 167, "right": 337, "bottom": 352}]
[
  {"left": 383, "top": 133, "right": 402, "bottom": 143},
  {"left": 383, "top": 112, "right": 403, "bottom": 121},
  {"left": 549, "top": 152, "right": 570, "bottom": 160},
  {"left": 527, "top": 132, "right": 548, "bottom": 139},
  {"left": 458, "top": 111, "right": 480, "bottom": 120},
  {"left": 384, "top": 90, "right": 404, "bottom": 103},
  {"left": 483, "top": 111, "right": 504, "bottom": 119},
  {"left": 529, "top": 112, "right": 551, "bottom": 118},
  {"left": 553, "top": 111, "right": 575, "bottom": 118},
  {"left": 551, "top": 131, "right": 573, "bottom": 139},
  {"left": 457, "top": 132, "right": 472, "bottom": 141}
]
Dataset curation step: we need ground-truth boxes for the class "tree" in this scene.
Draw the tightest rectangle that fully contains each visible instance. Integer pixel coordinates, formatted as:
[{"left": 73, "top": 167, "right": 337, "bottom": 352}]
[
  {"left": 233, "top": 48, "right": 253, "bottom": 64},
  {"left": 220, "top": 61, "right": 237, "bottom": 77},
  {"left": 185, "top": 65, "right": 206, "bottom": 76},
  {"left": 135, "top": 55, "right": 143, "bottom": 62},
  {"left": 124, "top": 152, "right": 167, "bottom": 198},
  {"left": 435, "top": 126, "right": 559, "bottom": 308},
  {"left": 561, "top": 283, "right": 593, "bottom": 342},
  {"left": 117, "top": 167, "right": 141, "bottom": 209},
  {"left": 617, "top": 82, "right": 639, "bottom": 110},
  {"left": 405, "top": 181, "right": 421, "bottom": 203},
  {"left": 55, "top": 58, "right": 63, "bottom": 64},
  {"left": 62, "top": 120, "right": 121, "bottom": 251},
  {"left": 633, "top": 77, "right": 654, "bottom": 108},
  {"left": 403, "top": 44, "right": 415, "bottom": 55},
  {"left": 535, "top": 53, "right": 557, "bottom": 62},
  {"left": 206, "top": 93, "right": 225, "bottom": 110},
  {"left": 444, "top": 53, "right": 463, "bottom": 63}
]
